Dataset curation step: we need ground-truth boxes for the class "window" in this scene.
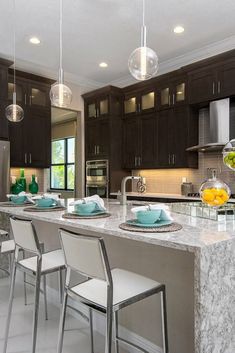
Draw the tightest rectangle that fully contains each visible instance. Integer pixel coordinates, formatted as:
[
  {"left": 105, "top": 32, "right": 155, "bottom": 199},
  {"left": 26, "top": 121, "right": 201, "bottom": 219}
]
[{"left": 50, "top": 137, "right": 75, "bottom": 190}]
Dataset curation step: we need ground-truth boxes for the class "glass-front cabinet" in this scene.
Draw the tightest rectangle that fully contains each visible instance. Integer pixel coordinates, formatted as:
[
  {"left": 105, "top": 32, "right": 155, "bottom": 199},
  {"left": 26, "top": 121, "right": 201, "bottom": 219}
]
[
  {"left": 29, "top": 85, "right": 49, "bottom": 107},
  {"left": 158, "top": 76, "right": 187, "bottom": 109},
  {"left": 86, "top": 96, "right": 109, "bottom": 119},
  {"left": 124, "top": 89, "right": 156, "bottom": 116},
  {"left": 8, "top": 80, "right": 25, "bottom": 106}
]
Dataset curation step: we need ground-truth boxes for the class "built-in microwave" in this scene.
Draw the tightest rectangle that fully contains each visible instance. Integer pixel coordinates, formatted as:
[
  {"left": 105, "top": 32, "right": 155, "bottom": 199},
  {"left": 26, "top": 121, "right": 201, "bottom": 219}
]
[{"left": 85, "top": 160, "right": 109, "bottom": 197}]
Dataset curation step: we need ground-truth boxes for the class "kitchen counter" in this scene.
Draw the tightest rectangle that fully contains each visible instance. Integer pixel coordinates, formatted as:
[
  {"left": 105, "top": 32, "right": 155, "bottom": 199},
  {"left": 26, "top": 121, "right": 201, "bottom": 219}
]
[{"left": 0, "top": 199, "right": 235, "bottom": 353}]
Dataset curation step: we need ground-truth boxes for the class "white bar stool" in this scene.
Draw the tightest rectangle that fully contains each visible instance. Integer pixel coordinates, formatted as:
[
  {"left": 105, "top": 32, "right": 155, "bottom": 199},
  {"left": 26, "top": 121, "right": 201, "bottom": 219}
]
[
  {"left": 57, "top": 228, "right": 168, "bottom": 353},
  {"left": 3, "top": 216, "right": 66, "bottom": 353}
]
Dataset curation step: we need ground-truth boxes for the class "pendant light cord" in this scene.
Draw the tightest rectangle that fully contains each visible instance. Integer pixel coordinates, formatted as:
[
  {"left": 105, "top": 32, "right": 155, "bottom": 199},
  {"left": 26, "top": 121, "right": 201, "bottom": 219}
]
[
  {"left": 13, "top": 0, "right": 16, "bottom": 94},
  {"left": 59, "top": 0, "right": 63, "bottom": 83},
  {"left": 141, "top": 0, "right": 146, "bottom": 47}
]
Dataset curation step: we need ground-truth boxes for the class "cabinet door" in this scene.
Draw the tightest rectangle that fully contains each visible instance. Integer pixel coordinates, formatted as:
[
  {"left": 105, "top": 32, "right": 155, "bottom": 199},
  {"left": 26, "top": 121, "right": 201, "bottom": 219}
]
[
  {"left": 0, "top": 65, "right": 9, "bottom": 101},
  {"left": 122, "top": 117, "right": 139, "bottom": 169},
  {"left": 140, "top": 90, "right": 156, "bottom": 114},
  {"left": 124, "top": 94, "right": 138, "bottom": 116},
  {"left": 139, "top": 114, "right": 157, "bottom": 168},
  {"left": 85, "top": 121, "right": 100, "bottom": 158},
  {"left": 97, "top": 96, "right": 109, "bottom": 118},
  {"left": 170, "top": 107, "right": 188, "bottom": 167},
  {"left": 97, "top": 119, "right": 109, "bottom": 157},
  {"left": 9, "top": 120, "right": 26, "bottom": 167},
  {"left": 157, "top": 110, "right": 170, "bottom": 167},
  {"left": 188, "top": 69, "right": 216, "bottom": 104},
  {"left": 0, "top": 101, "right": 9, "bottom": 139},
  {"left": 28, "top": 81, "right": 51, "bottom": 109},
  {"left": 217, "top": 60, "right": 235, "bottom": 98},
  {"left": 173, "top": 81, "right": 187, "bottom": 106},
  {"left": 8, "top": 76, "right": 26, "bottom": 107},
  {"left": 26, "top": 108, "right": 51, "bottom": 167}
]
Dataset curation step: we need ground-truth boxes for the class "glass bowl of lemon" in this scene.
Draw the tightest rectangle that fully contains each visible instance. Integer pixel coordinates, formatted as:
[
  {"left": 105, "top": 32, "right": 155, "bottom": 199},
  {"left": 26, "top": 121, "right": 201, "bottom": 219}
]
[
  {"left": 199, "top": 172, "right": 231, "bottom": 207},
  {"left": 223, "top": 139, "right": 235, "bottom": 171}
]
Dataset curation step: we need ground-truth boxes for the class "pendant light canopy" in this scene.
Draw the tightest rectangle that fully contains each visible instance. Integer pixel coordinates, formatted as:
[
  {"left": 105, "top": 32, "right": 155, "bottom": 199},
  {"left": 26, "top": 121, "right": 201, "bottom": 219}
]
[
  {"left": 128, "top": 0, "right": 159, "bottom": 81},
  {"left": 6, "top": 0, "right": 24, "bottom": 122},
  {"left": 50, "top": 0, "right": 72, "bottom": 107}
]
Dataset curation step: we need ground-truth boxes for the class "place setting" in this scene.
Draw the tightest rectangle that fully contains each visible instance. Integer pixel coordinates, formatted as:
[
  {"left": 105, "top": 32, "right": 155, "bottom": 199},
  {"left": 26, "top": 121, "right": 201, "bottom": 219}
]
[
  {"left": 2, "top": 192, "right": 35, "bottom": 207},
  {"left": 23, "top": 193, "right": 66, "bottom": 212},
  {"left": 119, "top": 204, "right": 182, "bottom": 233},
  {"left": 62, "top": 195, "right": 111, "bottom": 219}
]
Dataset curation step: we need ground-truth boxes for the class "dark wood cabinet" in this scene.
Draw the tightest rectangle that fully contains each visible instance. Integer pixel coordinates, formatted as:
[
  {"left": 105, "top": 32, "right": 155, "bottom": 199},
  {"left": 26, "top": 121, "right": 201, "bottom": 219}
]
[
  {"left": 0, "top": 59, "right": 12, "bottom": 139},
  {"left": 123, "top": 88, "right": 156, "bottom": 116},
  {"left": 217, "top": 60, "right": 235, "bottom": 98},
  {"left": 123, "top": 114, "right": 157, "bottom": 169},
  {"left": 157, "top": 106, "right": 198, "bottom": 168},
  {"left": 8, "top": 70, "right": 53, "bottom": 168},
  {"left": 85, "top": 95, "right": 109, "bottom": 119},
  {"left": 158, "top": 74, "right": 187, "bottom": 110},
  {"left": 85, "top": 119, "right": 109, "bottom": 158}
]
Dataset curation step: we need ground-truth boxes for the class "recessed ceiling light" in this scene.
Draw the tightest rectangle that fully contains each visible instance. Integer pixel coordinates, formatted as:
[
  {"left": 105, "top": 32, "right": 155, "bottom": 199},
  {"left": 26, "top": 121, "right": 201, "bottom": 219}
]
[
  {"left": 174, "top": 26, "right": 185, "bottom": 34},
  {"left": 99, "top": 62, "right": 108, "bottom": 68},
  {"left": 29, "top": 37, "right": 41, "bottom": 45}
]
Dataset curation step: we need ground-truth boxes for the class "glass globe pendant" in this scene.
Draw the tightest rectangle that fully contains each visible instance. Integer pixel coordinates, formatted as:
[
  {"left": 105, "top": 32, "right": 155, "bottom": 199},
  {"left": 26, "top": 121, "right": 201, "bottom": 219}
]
[
  {"left": 6, "top": 0, "right": 24, "bottom": 122},
  {"left": 128, "top": 0, "right": 159, "bottom": 81},
  {"left": 50, "top": 0, "right": 72, "bottom": 107},
  {"left": 6, "top": 92, "right": 24, "bottom": 122}
]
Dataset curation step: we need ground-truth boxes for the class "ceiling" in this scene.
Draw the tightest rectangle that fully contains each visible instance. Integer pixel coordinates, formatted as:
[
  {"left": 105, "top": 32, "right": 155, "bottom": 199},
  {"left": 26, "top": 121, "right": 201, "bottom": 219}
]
[{"left": 1, "top": 0, "right": 235, "bottom": 90}]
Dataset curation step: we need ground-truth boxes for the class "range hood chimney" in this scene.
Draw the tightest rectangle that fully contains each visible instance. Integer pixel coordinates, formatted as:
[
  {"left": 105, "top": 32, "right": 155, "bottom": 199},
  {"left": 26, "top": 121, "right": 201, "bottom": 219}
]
[{"left": 187, "top": 98, "right": 231, "bottom": 152}]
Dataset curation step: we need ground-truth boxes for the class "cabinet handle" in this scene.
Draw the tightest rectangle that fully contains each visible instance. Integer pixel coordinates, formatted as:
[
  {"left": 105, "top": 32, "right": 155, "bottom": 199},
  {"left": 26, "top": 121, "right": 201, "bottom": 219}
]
[
  {"left": 24, "top": 94, "right": 27, "bottom": 105},
  {"left": 212, "top": 82, "right": 215, "bottom": 95},
  {"left": 169, "top": 95, "right": 171, "bottom": 106},
  {"left": 97, "top": 145, "right": 100, "bottom": 154},
  {"left": 29, "top": 153, "right": 32, "bottom": 164},
  {"left": 218, "top": 81, "right": 221, "bottom": 94},
  {"left": 24, "top": 153, "right": 27, "bottom": 164},
  {"left": 138, "top": 156, "right": 141, "bottom": 166},
  {"left": 139, "top": 103, "right": 141, "bottom": 113},
  {"left": 172, "top": 154, "right": 175, "bottom": 165},
  {"left": 94, "top": 146, "right": 97, "bottom": 155},
  {"left": 172, "top": 94, "right": 175, "bottom": 105},
  {"left": 168, "top": 154, "right": 171, "bottom": 165}
]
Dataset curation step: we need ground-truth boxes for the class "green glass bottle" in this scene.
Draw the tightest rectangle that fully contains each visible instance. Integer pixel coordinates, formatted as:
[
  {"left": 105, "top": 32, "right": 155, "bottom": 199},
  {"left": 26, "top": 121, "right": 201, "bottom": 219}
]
[
  {"left": 29, "top": 174, "right": 39, "bottom": 194},
  {"left": 19, "top": 169, "right": 27, "bottom": 191}
]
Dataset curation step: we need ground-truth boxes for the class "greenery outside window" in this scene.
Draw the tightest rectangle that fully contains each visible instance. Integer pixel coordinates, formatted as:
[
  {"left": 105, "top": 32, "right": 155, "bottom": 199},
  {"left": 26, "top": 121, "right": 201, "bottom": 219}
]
[{"left": 50, "top": 137, "right": 75, "bottom": 190}]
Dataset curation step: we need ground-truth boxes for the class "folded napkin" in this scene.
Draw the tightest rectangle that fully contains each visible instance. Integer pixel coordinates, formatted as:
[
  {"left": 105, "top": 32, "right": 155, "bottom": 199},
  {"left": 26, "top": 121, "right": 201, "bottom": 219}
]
[
  {"left": 32, "top": 193, "right": 62, "bottom": 206},
  {"left": 69, "top": 194, "right": 106, "bottom": 211},
  {"left": 131, "top": 203, "right": 173, "bottom": 221},
  {"left": 7, "top": 192, "right": 34, "bottom": 204}
]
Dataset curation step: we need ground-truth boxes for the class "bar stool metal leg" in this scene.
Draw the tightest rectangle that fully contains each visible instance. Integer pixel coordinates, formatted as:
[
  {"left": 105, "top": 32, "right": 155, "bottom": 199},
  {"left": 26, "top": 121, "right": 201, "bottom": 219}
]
[
  {"left": 31, "top": 262, "right": 42, "bottom": 353},
  {"left": 113, "top": 311, "right": 120, "bottom": 353},
  {"left": 3, "top": 260, "right": 17, "bottom": 353},
  {"left": 22, "top": 250, "right": 28, "bottom": 306},
  {"left": 160, "top": 288, "right": 168, "bottom": 353},
  {"left": 105, "top": 290, "right": 113, "bottom": 353},
  {"left": 57, "top": 289, "right": 68, "bottom": 353},
  {"left": 43, "top": 275, "right": 48, "bottom": 320},
  {"left": 58, "top": 269, "right": 63, "bottom": 303},
  {"left": 89, "top": 308, "right": 94, "bottom": 353}
]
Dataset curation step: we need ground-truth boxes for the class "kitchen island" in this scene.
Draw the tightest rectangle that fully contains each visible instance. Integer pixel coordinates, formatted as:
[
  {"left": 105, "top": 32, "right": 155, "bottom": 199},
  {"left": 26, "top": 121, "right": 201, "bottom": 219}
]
[{"left": 0, "top": 199, "right": 235, "bottom": 353}]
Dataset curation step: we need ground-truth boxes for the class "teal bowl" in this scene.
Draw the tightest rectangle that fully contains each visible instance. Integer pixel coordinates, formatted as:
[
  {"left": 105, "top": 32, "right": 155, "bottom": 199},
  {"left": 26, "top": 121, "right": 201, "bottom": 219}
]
[
  {"left": 75, "top": 202, "right": 96, "bottom": 214},
  {"left": 35, "top": 198, "right": 56, "bottom": 208},
  {"left": 11, "top": 195, "right": 27, "bottom": 204},
  {"left": 136, "top": 210, "right": 161, "bottom": 224}
]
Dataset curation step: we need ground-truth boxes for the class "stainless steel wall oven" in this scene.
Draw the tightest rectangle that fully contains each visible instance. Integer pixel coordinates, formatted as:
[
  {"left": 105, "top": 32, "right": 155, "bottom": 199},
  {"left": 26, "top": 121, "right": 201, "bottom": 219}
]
[{"left": 85, "top": 160, "right": 109, "bottom": 197}]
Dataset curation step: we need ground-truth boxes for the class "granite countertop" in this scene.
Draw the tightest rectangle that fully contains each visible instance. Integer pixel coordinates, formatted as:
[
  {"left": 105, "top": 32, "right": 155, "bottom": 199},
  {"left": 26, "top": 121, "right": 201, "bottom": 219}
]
[{"left": 1, "top": 198, "right": 235, "bottom": 253}]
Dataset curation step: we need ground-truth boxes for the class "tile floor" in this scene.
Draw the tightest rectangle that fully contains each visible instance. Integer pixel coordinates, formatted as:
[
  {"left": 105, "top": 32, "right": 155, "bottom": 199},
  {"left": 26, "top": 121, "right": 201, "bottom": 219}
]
[{"left": 0, "top": 272, "right": 105, "bottom": 353}]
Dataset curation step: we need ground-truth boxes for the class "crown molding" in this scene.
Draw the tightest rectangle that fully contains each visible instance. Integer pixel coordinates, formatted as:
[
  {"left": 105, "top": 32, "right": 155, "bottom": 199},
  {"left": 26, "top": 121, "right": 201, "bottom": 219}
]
[{"left": 109, "top": 34, "right": 235, "bottom": 87}]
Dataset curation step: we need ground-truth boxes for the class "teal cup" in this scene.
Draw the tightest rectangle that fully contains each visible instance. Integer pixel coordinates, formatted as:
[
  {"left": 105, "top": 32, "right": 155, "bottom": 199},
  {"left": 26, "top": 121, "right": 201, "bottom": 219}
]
[
  {"left": 35, "top": 198, "right": 56, "bottom": 208},
  {"left": 75, "top": 202, "right": 96, "bottom": 214},
  {"left": 11, "top": 195, "right": 27, "bottom": 204},
  {"left": 136, "top": 210, "right": 161, "bottom": 224}
]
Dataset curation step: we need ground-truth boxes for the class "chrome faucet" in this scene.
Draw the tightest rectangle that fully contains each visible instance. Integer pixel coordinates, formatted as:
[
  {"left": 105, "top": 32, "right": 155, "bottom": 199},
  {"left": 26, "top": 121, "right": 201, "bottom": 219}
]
[{"left": 120, "top": 176, "right": 141, "bottom": 205}]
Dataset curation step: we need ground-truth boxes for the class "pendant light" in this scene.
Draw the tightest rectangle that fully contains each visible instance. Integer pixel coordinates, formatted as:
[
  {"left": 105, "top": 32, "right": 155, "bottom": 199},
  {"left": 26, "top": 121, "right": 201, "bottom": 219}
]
[
  {"left": 50, "top": 0, "right": 72, "bottom": 107},
  {"left": 6, "top": 0, "right": 24, "bottom": 122},
  {"left": 128, "top": 0, "right": 159, "bottom": 81}
]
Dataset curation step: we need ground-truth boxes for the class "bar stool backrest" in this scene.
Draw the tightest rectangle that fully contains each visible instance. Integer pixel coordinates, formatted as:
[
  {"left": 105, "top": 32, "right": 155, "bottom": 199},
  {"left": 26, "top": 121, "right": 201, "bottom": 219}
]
[
  {"left": 59, "top": 228, "right": 111, "bottom": 283},
  {"left": 10, "top": 216, "right": 40, "bottom": 255}
]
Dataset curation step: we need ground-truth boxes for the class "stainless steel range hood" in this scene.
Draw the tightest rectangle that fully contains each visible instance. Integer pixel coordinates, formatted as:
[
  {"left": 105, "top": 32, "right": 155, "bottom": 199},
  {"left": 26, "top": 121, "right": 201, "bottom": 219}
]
[{"left": 187, "top": 98, "right": 231, "bottom": 152}]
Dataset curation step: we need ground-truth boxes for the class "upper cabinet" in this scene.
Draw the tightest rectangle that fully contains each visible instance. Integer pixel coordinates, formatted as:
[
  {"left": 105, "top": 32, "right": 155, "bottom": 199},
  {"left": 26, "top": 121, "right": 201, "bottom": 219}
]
[
  {"left": 158, "top": 74, "right": 187, "bottom": 110},
  {"left": 8, "top": 70, "right": 53, "bottom": 168},
  {"left": 85, "top": 95, "right": 109, "bottom": 119},
  {"left": 188, "top": 56, "right": 235, "bottom": 104},
  {"left": 123, "top": 87, "right": 156, "bottom": 116},
  {"left": 0, "top": 59, "right": 12, "bottom": 139}
]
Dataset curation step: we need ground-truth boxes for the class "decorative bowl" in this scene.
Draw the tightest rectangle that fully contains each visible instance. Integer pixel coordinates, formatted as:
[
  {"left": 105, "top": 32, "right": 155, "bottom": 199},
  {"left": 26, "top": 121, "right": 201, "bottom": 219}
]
[
  {"left": 223, "top": 139, "right": 235, "bottom": 171},
  {"left": 11, "top": 195, "right": 27, "bottom": 204},
  {"left": 35, "top": 198, "right": 56, "bottom": 208},
  {"left": 74, "top": 202, "right": 96, "bottom": 214},
  {"left": 136, "top": 210, "right": 161, "bottom": 224},
  {"left": 199, "top": 174, "right": 230, "bottom": 207}
]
